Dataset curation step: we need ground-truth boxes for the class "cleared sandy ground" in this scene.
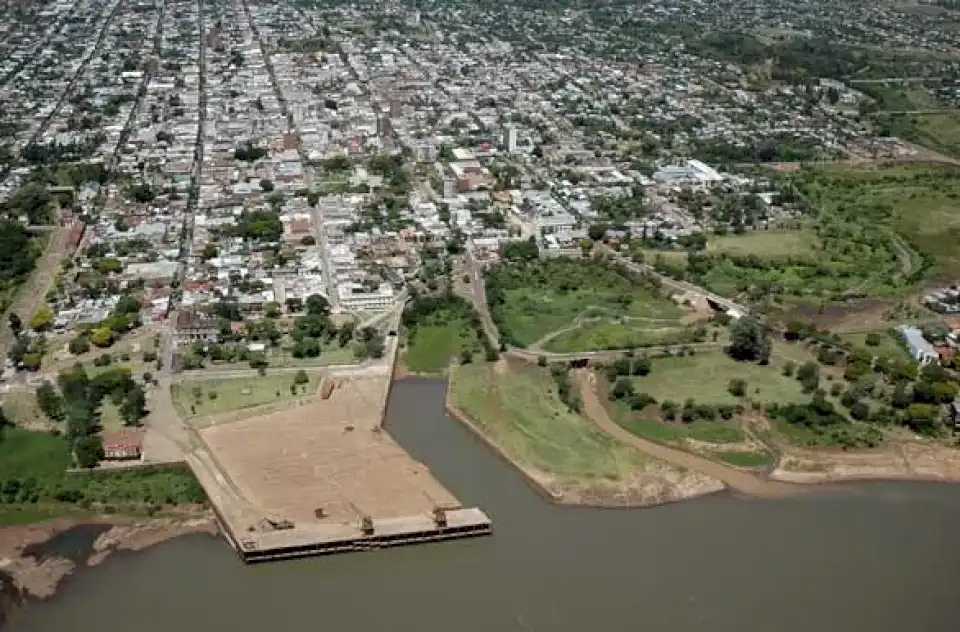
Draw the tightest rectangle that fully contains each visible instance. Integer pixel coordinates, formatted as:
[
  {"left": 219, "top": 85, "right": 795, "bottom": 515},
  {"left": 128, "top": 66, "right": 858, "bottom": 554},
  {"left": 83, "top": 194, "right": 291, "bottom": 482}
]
[
  {"left": 197, "top": 374, "right": 458, "bottom": 534},
  {"left": 772, "top": 441, "right": 960, "bottom": 484}
]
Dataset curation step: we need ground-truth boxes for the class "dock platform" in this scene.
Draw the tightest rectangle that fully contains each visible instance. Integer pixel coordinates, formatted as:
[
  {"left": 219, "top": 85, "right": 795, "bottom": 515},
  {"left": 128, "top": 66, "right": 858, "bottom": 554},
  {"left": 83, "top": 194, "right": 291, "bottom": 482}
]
[{"left": 184, "top": 367, "right": 491, "bottom": 562}]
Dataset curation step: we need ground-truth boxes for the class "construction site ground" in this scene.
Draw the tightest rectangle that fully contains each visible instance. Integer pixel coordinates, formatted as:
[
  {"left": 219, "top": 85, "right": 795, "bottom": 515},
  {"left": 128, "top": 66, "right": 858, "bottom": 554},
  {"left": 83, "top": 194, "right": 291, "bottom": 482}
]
[{"left": 184, "top": 366, "right": 466, "bottom": 552}]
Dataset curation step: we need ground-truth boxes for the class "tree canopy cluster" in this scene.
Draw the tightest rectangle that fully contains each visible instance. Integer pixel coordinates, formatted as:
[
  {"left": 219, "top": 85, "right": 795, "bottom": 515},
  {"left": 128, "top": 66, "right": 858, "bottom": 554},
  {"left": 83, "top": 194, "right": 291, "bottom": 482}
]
[
  {"left": 0, "top": 220, "right": 41, "bottom": 305},
  {"left": 45, "top": 364, "right": 149, "bottom": 468}
]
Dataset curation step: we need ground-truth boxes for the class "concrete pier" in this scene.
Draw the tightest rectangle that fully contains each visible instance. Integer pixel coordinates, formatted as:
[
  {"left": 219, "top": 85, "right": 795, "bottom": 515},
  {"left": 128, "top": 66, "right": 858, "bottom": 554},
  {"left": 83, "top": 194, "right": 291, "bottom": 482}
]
[{"left": 185, "top": 365, "right": 491, "bottom": 562}]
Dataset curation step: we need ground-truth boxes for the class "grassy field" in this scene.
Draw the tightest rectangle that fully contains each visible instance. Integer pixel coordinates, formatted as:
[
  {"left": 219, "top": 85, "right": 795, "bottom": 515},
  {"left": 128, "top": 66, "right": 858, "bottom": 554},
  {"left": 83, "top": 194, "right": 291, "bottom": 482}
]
[
  {"left": 714, "top": 450, "right": 773, "bottom": 468},
  {"left": 0, "top": 428, "right": 72, "bottom": 478},
  {"left": 616, "top": 415, "right": 745, "bottom": 444},
  {"left": 99, "top": 400, "right": 125, "bottom": 432},
  {"left": 707, "top": 229, "right": 818, "bottom": 259},
  {"left": 488, "top": 258, "right": 690, "bottom": 349},
  {"left": 0, "top": 429, "right": 206, "bottom": 522},
  {"left": 862, "top": 85, "right": 960, "bottom": 159},
  {"left": 43, "top": 329, "right": 157, "bottom": 376},
  {"left": 631, "top": 352, "right": 807, "bottom": 406},
  {"left": 811, "top": 163, "right": 960, "bottom": 281},
  {"left": 406, "top": 321, "right": 482, "bottom": 373},
  {"left": 450, "top": 362, "right": 647, "bottom": 480},
  {"left": 840, "top": 331, "right": 912, "bottom": 365},
  {"left": 543, "top": 321, "right": 700, "bottom": 353},
  {"left": 906, "top": 112, "right": 960, "bottom": 160},
  {"left": 665, "top": 164, "right": 960, "bottom": 307},
  {"left": 171, "top": 373, "right": 320, "bottom": 418},
  {"left": 269, "top": 344, "right": 357, "bottom": 368}
]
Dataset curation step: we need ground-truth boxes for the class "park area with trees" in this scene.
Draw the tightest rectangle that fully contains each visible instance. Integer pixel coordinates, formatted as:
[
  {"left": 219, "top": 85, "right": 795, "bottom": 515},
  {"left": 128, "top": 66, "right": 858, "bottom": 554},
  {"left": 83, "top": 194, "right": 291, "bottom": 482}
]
[{"left": 485, "top": 256, "right": 705, "bottom": 352}]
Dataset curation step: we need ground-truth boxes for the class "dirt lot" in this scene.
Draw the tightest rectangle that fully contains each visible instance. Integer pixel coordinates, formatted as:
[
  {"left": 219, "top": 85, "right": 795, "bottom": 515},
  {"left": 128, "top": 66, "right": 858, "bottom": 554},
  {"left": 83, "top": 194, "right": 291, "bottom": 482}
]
[
  {"left": 772, "top": 440, "right": 960, "bottom": 484},
  {"left": 773, "top": 297, "right": 899, "bottom": 331},
  {"left": 198, "top": 374, "right": 458, "bottom": 531}
]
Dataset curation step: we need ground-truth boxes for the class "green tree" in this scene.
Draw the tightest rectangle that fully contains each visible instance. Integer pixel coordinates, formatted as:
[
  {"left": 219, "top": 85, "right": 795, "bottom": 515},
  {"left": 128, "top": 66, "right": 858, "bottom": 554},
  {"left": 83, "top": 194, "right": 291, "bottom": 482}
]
[
  {"left": 8, "top": 312, "right": 21, "bottom": 335},
  {"left": 305, "top": 294, "right": 330, "bottom": 316},
  {"left": 849, "top": 401, "right": 870, "bottom": 421},
  {"left": 36, "top": 382, "right": 65, "bottom": 421},
  {"left": 263, "top": 302, "right": 281, "bottom": 318},
  {"left": 660, "top": 400, "right": 678, "bottom": 421},
  {"left": 200, "top": 243, "right": 218, "bottom": 261},
  {"left": 632, "top": 356, "right": 651, "bottom": 376},
  {"left": 727, "top": 319, "right": 770, "bottom": 363},
  {"left": 294, "top": 369, "right": 309, "bottom": 385},
  {"left": 796, "top": 361, "right": 820, "bottom": 392},
  {"left": 727, "top": 378, "right": 747, "bottom": 397},
  {"left": 120, "top": 385, "right": 148, "bottom": 426},
  {"left": 611, "top": 377, "right": 635, "bottom": 400},
  {"left": 75, "top": 435, "right": 104, "bottom": 468},
  {"left": 68, "top": 337, "right": 90, "bottom": 355},
  {"left": 89, "top": 327, "right": 114, "bottom": 348},
  {"left": 587, "top": 224, "right": 607, "bottom": 241},
  {"left": 904, "top": 404, "right": 941, "bottom": 435},
  {"left": 29, "top": 306, "right": 54, "bottom": 332},
  {"left": 21, "top": 353, "right": 41, "bottom": 371}
]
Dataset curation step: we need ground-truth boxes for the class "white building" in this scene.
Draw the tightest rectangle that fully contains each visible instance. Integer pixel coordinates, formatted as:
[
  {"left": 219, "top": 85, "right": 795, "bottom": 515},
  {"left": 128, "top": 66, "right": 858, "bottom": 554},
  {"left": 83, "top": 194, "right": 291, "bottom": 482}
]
[
  {"left": 504, "top": 126, "right": 518, "bottom": 153},
  {"left": 337, "top": 282, "right": 395, "bottom": 312},
  {"left": 898, "top": 326, "right": 939, "bottom": 365},
  {"left": 653, "top": 160, "right": 724, "bottom": 185}
]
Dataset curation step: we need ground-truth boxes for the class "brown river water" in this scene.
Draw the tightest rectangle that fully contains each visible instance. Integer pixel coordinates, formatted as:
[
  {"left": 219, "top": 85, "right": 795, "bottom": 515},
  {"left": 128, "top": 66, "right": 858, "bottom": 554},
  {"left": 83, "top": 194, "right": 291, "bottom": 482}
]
[{"left": 10, "top": 379, "right": 960, "bottom": 632}]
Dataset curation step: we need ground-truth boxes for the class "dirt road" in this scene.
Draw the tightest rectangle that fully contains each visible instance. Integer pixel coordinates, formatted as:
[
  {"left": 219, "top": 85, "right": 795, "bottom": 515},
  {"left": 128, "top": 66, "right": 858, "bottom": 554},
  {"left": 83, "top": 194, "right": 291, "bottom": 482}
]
[{"left": 574, "top": 370, "right": 798, "bottom": 498}]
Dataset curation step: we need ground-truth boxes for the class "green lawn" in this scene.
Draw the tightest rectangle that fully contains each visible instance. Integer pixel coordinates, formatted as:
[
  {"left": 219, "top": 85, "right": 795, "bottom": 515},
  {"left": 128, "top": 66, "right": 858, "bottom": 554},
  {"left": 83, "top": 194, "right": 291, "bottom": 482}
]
[
  {"left": 451, "top": 362, "right": 647, "bottom": 480},
  {"left": 708, "top": 229, "right": 818, "bottom": 259},
  {"left": 543, "top": 321, "right": 699, "bottom": 353},
  {"left": 99, "top": 400, "right": 125, "bottom": 432},
  {"left": 0, "top": 429, "right": 206, "bottom": 519},
  {"left": 841, "top": 331, "right": 912, "bottom": 365},
  {"left": 0, "top": 429, "right": 72, "bottom": 478},
  {"left": 907, "top": 112, "right": 960, "bottom": 160},
  {"left": 616, "top": 415, "right": 745, "bottom": 445},
  {"left": 269, "top": 344, "right": 358, "bottom": 368},
  {"left": 631, "top": 352, "right": 807, "bottom": 406},
  {"left": 171, "top": 373, "right": 320, "bottom": 418},
  {"left": 406, "top": 321, "right": 482, "bottom": 373},
  {"left": 714, "top": 450, "right": 773, "bottom": 468},
  {"left": 489, "top": 258, "right": 688, "bottom": 348}
]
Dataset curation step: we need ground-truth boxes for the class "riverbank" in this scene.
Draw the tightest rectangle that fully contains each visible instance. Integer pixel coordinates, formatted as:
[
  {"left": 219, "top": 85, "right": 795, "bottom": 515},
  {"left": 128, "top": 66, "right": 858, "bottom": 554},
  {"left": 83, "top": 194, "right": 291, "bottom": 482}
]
[
  {"left": 445, "top": 361, "right": 960, "bottom": 507},
  {"left": 770, "top": 440, "right": 960, "bottom": 485},
  {"left": 579, "top": 369, "right": 960, "bottom": 493},
  {"left": 0, "top": 511, "right": 217, "bottom": 619},
  {"left": 445, "top": 361, "right": 724, "bottom": 506}
]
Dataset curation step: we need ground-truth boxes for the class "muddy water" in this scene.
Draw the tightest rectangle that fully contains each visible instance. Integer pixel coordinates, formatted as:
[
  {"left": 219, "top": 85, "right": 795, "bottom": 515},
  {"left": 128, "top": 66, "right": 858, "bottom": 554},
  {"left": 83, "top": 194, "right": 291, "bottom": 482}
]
[{"left": 11, "top": 379, "right": 960, "bottom": 632}]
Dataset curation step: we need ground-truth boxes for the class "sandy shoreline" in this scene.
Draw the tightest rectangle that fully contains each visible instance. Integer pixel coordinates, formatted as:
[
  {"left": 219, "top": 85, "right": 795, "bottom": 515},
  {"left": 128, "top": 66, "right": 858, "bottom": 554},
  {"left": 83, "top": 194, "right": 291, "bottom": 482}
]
[
  {"left": 443, "top": 387, "right": 725, "bottom": 508},
  {"left": 444, "top": 369, "right": 960, "bottom": 507},
  {"left": 0, "top": 511, "right": 217, "bottom": 622}
]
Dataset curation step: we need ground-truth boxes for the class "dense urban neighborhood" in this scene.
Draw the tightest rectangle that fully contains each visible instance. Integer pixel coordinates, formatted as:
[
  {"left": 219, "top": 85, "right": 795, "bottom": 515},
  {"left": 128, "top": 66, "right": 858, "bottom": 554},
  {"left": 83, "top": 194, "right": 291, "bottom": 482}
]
[{"left": 4, "top": 0, "right": 960, "bottom": 586}]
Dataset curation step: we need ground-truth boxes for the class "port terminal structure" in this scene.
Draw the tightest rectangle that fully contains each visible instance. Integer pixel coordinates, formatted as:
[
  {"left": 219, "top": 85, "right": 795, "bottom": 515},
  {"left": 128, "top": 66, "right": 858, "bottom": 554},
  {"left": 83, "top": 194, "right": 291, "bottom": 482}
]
[{"left": 183, "top": 324, "right": 491, "bottom": 563}]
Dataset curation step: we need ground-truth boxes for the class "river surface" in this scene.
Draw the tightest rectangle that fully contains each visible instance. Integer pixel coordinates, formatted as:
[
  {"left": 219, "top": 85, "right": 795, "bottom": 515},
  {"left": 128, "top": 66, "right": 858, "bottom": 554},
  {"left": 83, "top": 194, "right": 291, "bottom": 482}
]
[{"left": 11, "top": 379, "right": 960, "bottom": 632}]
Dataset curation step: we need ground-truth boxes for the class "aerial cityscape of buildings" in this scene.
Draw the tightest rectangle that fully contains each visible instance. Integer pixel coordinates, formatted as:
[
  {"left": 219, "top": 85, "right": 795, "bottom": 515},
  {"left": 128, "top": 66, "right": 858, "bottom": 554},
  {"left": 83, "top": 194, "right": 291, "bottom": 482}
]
[{"left": 5, "top": 0, "right": 960, "bottom": 571}]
